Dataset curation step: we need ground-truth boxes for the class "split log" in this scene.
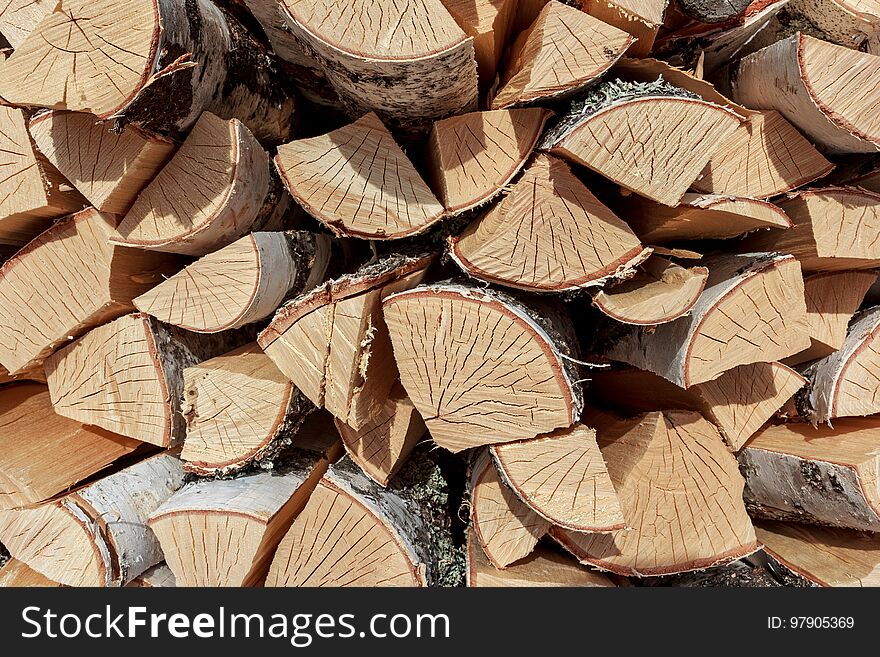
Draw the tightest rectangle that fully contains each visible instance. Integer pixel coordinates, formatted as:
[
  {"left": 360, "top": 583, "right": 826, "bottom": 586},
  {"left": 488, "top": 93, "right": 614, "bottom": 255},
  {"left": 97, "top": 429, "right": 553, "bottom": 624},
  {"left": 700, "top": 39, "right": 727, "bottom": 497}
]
[
  {"left": 28, "top": 111, "right": 175, "bottom": 215},
  {"left": 113, "top": 112, "right": 288, "bottom": 256},
  {"left": 733, "top": 34, "right": 880, "bottom": 153},
  {"left": 278, "top": 0, "right": 478, "bottom": 130},
  {"left": 676, "top": 0, "right": 750, "bottom": 22},
  {"left": 618, "top": 193, "right": 792, "bottom": 243},
  {"left": 543, "top": 82, "right": 744, "bottom": 206},
  {"left": 0, "top": 208, "right": 179, "bottom": 374},
  {"left": 45, "top": 313, "right": 248, "bottom": 446},
  {"left": 334, "top": 382, "right": 427, "bottom": 488},
  {"left": 426, "top": 108, "right": 552, "bottom": 215},
  {"left": 466, "top": 530, "right": 615, "bottom": 587},
  {"left": 588, "top": 363, "right": 806, "bottom": 451},
  {"left": 592, "top": 257, "right": 709, "bottom": 325},
  {"left": 785, "top": 0, "right": 880, "bottom": 50},
  {"left": 786, "top": 271, "right": 877, "bottom": 364},
  {"left": 800, "top": 307, "right": 880, "bottom": 422},
  {"left": 134, "top": 231, "right": 333, "bottom": 333},
  {"left": 604, "top": 253, "right": 810, "bottom": 388},
  {"left": 692, "top": 110, "right": 834, "bottom": 198},
  {"left": 851, "top": 166, "right": 880, "bottom": 193},
  {"left": 490, "top": 1, "right": 633, "bottom": 109},
  {"left": 449, "top": 154, "right": 650, "bottom": 292},
  {"left": 552, "top": 410, "right": 758, "bottom": 576},
  {"left": 470, "top": 448, "right": 550, "bottom": 568},
  {"left": 126, "top": 563, "right": 177, "bottom": 588},
  {"left": 267, "top": 453, "right": 460, "bottom": 587},
  {"left": 441, "top": 0, "right": 518, "bottom": 86},
  {"left": 384, "top": 283, "right": 583, "bottom": 452},
  {"left": 0, "top": 383, "right": 142, "bottom": 509},
  {"left": 0, "top": 106, "right": 84, "bottom": 244},
  {"left": 490, "top": 424, "right": 625, "bottom": 532},
  {"left": 150, "top": 440, "right": 340, "bottom": 587},
  {"left": 738, "top": 188, "right": 880, "bottom": 272},
  {"left": 180, "top": 344, "right": 312, "bottom": 476},
  {"left": 0, "top": 0, "right": 296, "bottom": 142},
  {"left": 739, "top": 417, "right": 880, "bottom": 531},
  {"left": 756, "top": 520, "right": 880, "bottom": 587},
  {"left": 0, "top": 0, "right": 54, "bottom": 48},
  {"left": 0, "top": 559, "right": 64, "bottom": 587},
  {"left": 580, "top": 0, "right": 670, "bottom": 56},
  {"left": 0, "top": 453, "right": 184, "bottom": 587},
  {"left": 275, "top": 113, "right": 445, "bottom": 239},
  {"left": 259, "top": 254, "right": 433, "bottom": 431}
]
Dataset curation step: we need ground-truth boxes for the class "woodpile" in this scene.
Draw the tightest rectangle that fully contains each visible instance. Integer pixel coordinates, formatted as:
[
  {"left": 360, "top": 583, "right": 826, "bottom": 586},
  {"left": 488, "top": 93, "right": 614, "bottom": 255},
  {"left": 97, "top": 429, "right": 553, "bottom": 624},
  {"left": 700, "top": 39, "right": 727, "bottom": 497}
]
[{"left": 3, "top": 0, "right": 880, "bottom": 589}]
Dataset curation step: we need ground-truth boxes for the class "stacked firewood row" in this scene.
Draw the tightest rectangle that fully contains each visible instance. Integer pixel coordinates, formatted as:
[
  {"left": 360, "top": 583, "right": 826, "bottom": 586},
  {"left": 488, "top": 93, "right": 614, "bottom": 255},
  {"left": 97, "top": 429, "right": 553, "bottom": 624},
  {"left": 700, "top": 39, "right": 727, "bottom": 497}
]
[{"left": 1, "top": 0, "right": 880, "bottom": 588}]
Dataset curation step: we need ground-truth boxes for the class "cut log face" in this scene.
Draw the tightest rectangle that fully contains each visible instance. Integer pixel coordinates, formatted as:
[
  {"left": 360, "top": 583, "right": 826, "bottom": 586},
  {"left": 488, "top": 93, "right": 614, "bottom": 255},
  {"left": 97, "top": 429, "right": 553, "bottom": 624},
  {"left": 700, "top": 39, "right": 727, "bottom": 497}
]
[
  {"left": 114, "top": 113, "right": 277, "bottom": 256},
  {"left": 552, "top": 410, "right": 758, "bottom": 576},
  {"left": 276, "top": 113, "right": 445, "bottom": 239},
  {"left": 426, "top": 108, "right": 552, "bottom": 215},
  {"left": 738, "top": 188, "right": 880, "bottom": 272},
  {"left": 335, "top": 382, "right": 427, "bottom": 488},
  {"left": 605, "top": 253, "right": 810, "bottom": 388},
  {"left": 0, "top": 0, "right": 295, "bottom": 141},
  {"left": 0, "top": 208, "right": 179, "bottom": 374},
  {"left": 592, "top": 257, "right": 709, "bottom": 326},
  {"left": 619, "top": 193, "right": 792, "bottom": 243},
  {"left": 180, "top": 344, "right": 312, "bottom": 476},
  {"left": 0, "top": 106, "right": 84, "bottom": 244},
  {"left": 384, "top": 284, "right": 583, "bottom": 452},
  {"left": 491, "top": 2, "right": 633, "bottom": 109},
  {"left": 787, "top": 271, "right": 877, "bottom": 364},
  {"left": 0, "top": 0, "right": 55, "bottom": 48},
  {"left": 259, "top": 254, "right": 432, "bottom": 431},
  {"left": 0, "top": 384, "right": 142, "bottom": 510},
  {"left": 45, "top": 313, "right": 246, "bottom": 446},
  {"left": 29, "top": 111, "right": 176, "bottom": 215},
  {"left": 279, "top": 0, "right": 478, "bottom": 129},
  {"left": 692, "top": 110, "right": 834, "bottom": 198},
  {"left": 470, "top": 449, "right": 550, "bottom": 569},
  {"left": 126, "top": 563, "right": 177, "bottom": 588},
  {"left": 545, "top": 95, "right": 743, "bottom": 206},
  {"left": 588, "top": 362, "right": 806, "bottom": 451},
  {"left": 450, "top": 154, "right": 651, "bottom": 292},
  {"left": 756, "top": 520, "right": 880, "bottom": 587},
  {"left": 0, "top": 453, "right": 184, "bottom": 587},
  {"left": 151, "top": 442, "right": 338, "bottom": 587},
  {"left": 135, "top": 232, "right": 332, "bottom": 333},
  {"left": 441, "top": 0, "right": 518, "bottom": 85},
  {"left": 490, "top": 424, "right": 624, "bottom": 532},
  {"left": 267, "top": 455, "right": 451, "bottom": 587},
  {"left": 581, "top": 0, "right": 669, "bottom": 56},
  {"left": 0, "top": 559, "right": 64, "bottom": 587},
  {"left": 466, "top": 529, "right": 615, "bottom": 587},
  {"left": 804, "top": 307, "right": 880, "bottom": 422},
  {"left": 733, "top": 33, "right": 880, "bottom": 153},
  {"left": 739, "top": 418, "right": 880, "bottom": 531}
]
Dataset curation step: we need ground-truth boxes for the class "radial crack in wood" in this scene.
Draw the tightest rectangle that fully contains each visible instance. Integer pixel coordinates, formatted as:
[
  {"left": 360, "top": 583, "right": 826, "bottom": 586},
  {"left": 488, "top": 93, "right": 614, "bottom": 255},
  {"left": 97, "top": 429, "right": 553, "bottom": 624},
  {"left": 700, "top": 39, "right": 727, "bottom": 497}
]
[
  {"left": 384, "top": 283, "right": 583, "bottom": 452},
  {"left": 739, "top": 418, "right": 880, "bottom": 531},
  {"left": 0, "top": 208, "right": 180, "bottom": 374},
  {"left": 450, "top": 154, "right": 650, "bottom": 292},
  {"left": 552, "top": 410, "right": 758, "bottom": 576},
  {"left": 0, "top": 452, "right": 184, "bottom": 587},
  {"left": 604, "top": 253, "right": 810, "bottom": 388},
  {"left": 491, "top": 1, "right": 633, "bottom": 109}
]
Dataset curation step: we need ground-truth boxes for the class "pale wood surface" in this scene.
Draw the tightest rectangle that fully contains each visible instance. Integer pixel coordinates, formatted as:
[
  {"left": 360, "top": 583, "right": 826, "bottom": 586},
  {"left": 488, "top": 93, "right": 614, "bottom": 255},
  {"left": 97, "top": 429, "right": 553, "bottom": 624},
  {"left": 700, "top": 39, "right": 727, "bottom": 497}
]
[
  {"left": 0, "top": 559, "right": 64, "bottom": 587},
  {"left": 0, "top": 0, "right": 55, "bottom": 48},
  {"left": 441, "top": 0, "right": 517, "bottom": 84},
  {"left": 126, "top": 562, "right": 177, "bottom": 588},
  {"left": 581, "top": 0, "right": 668, "bottom": 56}
]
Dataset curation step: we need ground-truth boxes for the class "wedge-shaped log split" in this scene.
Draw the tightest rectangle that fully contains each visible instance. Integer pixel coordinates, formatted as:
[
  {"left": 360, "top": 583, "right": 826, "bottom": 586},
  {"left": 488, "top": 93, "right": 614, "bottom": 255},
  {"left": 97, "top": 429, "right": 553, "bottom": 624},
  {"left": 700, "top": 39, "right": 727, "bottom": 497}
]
[
  {"left": 491, "top": 1, "right": 633, "bottom": 109},
  {"left": 605, "top": 253, "right": 810, "bottom": 388},
  {"left": 0, "top": 208, "right": 179, "bottom": 374},
  {"left": 740, "top": 418, "right": 880, "bottom": 531},
  {"left": 733, "top": 34, "right": 880, "bottom": 153},
  {"left": 259, "top": 254, "right": 433, "bottom": 431},
  {"left": 0, "top": 453, "right": 184, "bottom": 587},
  {"left": 0, "top": 559, "right": 64, "bottom": 588},
  {"left": 0, "top": 0, "right": 55, "bottom": 48},
  {"left": 384, "top": 284, "right": 583, "bottom": 452},
  {"left": 450, "top": 154, "right": 650, "bottom": 292},
  {"left": 181, "top": 344, "right": 313, "bottom": 476},
  {"left": 441, "top": 0, "right": 518, "bottom": 85},
  {"left": 276, "top": 113, "right": 445, "bottom": 239},
  {"left": 552, "top": 410, "right": 758, "bottom": 576},
  {"left": 581, "top": 0, "right": 669, "bottom": 56}
]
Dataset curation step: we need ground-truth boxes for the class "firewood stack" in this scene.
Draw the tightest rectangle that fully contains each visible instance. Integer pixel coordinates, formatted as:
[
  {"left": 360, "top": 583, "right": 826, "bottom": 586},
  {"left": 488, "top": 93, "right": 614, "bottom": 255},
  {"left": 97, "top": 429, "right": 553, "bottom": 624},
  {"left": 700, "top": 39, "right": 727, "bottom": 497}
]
[{"left": 1, "top": 0, "right": 880, "bottom": 589}]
